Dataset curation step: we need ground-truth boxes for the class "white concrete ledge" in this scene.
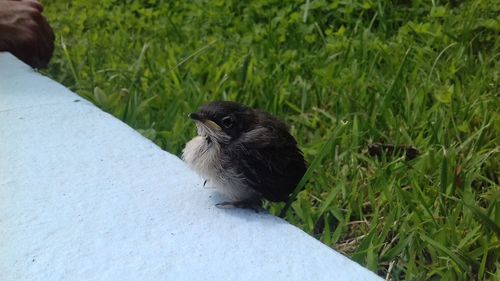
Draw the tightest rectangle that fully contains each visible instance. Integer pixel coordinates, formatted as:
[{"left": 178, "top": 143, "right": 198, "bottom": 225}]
[{"left": 0, "top": 52, "right": 382, "bottom": 281}]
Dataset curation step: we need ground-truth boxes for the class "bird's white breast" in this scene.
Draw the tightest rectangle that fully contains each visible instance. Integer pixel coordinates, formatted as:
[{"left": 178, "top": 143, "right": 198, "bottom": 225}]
[
  {"left": 182, "top": 136, "right": 221, "bottom": 181},
  {"left": 182, "top": 136, "right": 258, "bottom": 201}
]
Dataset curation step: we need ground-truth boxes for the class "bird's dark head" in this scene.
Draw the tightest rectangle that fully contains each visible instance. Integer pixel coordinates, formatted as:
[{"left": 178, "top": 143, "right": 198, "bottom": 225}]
[{"left": 188, "top": 101, "right": 256, "bottom": 143}]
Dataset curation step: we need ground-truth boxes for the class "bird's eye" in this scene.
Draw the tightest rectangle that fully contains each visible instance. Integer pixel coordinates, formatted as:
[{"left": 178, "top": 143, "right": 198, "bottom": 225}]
[{"left": 221, "top": 116, "right": 233, "bottom": 128}]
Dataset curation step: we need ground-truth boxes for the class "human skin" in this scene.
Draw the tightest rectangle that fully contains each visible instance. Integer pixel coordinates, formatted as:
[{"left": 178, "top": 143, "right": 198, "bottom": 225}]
[{"left": 0, "top": 0, "right": 54, "bottom": 68}]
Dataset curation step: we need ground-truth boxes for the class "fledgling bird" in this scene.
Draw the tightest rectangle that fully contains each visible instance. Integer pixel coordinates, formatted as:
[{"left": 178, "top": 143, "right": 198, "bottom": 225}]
[{"left": 182, "top": 101, "right": 307, "bottom": 210}]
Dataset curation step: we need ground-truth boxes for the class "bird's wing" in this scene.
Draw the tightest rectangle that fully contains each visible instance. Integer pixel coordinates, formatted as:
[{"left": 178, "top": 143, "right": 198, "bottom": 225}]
[{"left": 227, "top": 126, "right": 306, "bottom": 202}]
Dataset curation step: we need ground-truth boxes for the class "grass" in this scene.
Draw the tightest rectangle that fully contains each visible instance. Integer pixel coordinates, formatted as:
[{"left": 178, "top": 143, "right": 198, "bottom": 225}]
[{"left": 43, "top": 0, "right": 499, "bottom": 279}]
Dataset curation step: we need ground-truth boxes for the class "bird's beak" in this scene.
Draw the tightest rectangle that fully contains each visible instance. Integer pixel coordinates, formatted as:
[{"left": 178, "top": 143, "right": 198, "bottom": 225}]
[
  {"left": 188, "top": 113, "right": 201, "bottom": 120},
  {"left": 188, "top": 112, "right": 221, "bottom": 130}
]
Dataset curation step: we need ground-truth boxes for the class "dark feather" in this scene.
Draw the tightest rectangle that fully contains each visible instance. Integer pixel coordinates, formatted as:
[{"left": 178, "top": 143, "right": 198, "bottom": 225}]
[{"left": 224, "top": 116, "right": 306, "bottom": 202}]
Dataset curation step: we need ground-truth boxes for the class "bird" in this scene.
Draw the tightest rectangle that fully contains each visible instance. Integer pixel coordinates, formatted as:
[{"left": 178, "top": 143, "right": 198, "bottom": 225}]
[{"left": 182, "top": 101, "right": 307, "bottom": 210}]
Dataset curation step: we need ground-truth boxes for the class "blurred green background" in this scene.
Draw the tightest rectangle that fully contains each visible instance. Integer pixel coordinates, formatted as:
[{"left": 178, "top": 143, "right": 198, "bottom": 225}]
[{"left": 43, "top": 0, "right": 499, "bottom": 280}]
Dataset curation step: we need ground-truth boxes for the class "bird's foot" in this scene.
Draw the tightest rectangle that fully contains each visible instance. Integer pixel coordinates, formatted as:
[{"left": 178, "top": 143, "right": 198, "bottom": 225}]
[{"left": 215, "top": 200, "right": 264, "bottom": 213}]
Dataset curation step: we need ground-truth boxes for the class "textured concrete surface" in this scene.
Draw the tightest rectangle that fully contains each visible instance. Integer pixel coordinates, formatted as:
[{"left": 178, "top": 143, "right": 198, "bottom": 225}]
[{"left": 0, "top": 52, "right": 383, "bottom": 281}]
